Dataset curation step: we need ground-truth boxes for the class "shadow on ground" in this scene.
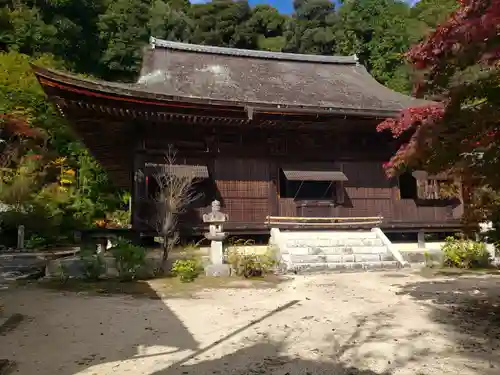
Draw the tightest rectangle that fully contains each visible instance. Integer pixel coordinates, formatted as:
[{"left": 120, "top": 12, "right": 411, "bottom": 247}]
[
  {"left": 4, "top": 274, "right": 500, "bottom": 375},
  {"left": 151, "top": 341, "right": 391, "bottom": 375},
  {"left": 0, "top": 282, "right": 298, "bottom": 375},
  {"left": 397, "top": 276, "right": 500, "bottom": 369},
  {"left": 148, "top": 311, "right": 437, "bottom": 375},
  {"left": 151, "top": 310, "right": 441, "bottom": 375},
  {"left": 0, "top": 281, "right": 199, "bottom": 375}
]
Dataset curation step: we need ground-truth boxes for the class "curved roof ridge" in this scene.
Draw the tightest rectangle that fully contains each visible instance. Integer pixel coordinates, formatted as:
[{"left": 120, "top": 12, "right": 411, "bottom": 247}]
[{"left": 149, "top": 37, "right": 359, "bottom": 65}]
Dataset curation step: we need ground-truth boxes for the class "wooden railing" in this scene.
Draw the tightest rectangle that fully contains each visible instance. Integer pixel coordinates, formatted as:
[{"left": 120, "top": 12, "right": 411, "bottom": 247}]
[{"left": 265, "top": 215, "right": 384, "bottom": 227}]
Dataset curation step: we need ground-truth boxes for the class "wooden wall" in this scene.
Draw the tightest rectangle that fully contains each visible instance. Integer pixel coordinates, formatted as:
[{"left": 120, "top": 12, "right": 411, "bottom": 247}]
[
  {"left": 214, "top": 158, "right": 270, "bottom": 223},
  {"left": 275, "top": 160, "right": 459, "bottom": 225},
  {"left": 135, "top": 126, "right": 462, "bottom": 231}
]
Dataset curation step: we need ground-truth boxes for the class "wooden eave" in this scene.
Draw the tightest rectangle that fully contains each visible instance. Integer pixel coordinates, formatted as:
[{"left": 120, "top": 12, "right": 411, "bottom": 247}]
[{"left": 32, "top": 65, "right": 407, "bottom": 122}]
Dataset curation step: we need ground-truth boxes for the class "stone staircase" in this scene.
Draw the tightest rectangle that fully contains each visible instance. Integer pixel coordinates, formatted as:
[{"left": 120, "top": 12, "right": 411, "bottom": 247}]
[{"left": 270, "top": 228, "right": 408, "bottom": 273}]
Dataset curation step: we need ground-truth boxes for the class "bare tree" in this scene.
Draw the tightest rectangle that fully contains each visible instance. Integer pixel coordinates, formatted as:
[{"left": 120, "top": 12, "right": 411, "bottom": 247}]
[{"left": 152, "top": 146, "right": 202, "bottom": 272}]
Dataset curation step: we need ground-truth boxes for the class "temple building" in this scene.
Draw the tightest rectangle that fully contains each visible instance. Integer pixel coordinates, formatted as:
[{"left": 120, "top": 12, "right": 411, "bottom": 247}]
[{"left": 32, "top": 37, "right": 463, "bottom": 237}]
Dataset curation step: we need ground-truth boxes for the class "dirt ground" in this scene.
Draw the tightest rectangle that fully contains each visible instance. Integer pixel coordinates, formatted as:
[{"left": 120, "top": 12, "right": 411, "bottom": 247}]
[{"left": 1, "top": 270, "right": 500, "bottom": 375}]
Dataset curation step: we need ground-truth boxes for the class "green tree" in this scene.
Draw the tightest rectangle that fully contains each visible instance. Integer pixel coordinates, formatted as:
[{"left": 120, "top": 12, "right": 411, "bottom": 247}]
[
  {"left": 0, "top": 51, "right": 65, "bottom": 140},
  {"left": 0, "top": 1, "right": 105, "bottom": 75},
  {"left": 411, "top": 0, "right": 458, "bottom": 29},
  {"left": 246, "top": 4, "right": 287, "bottom": 52},
  {"left": 149, "top": 0, "right": 193, "bottom": 43},
  {"left": 0, "top": 5, "right": 58, "bottom": 56},
  {"left": 335, "top": 0, "right": 427, "bottom": 93},
  {"left": 98, "top": 0, "right": 153, "bottom": 81},
  {"left": 190, "top": 0, "right": 256, "bottom": 48},
  {"left": 283, "top": 0, "right": 337, "bottom": 55},
  {"left": 0, "top": 51, "right": 124, "bottom": 245}
]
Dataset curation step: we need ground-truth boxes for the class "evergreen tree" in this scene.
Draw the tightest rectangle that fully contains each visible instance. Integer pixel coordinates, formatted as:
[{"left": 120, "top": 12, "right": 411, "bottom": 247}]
[
  {"left": 98, "top": 0, "right": 153, "bottom": 81},
  {"left": 283, "top": 0, "right": 337, "bottom": 55}
]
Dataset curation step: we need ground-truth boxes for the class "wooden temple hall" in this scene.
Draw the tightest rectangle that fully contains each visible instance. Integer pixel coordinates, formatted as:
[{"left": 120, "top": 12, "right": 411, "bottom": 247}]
[{"left": 33, "top": 37, "right": 463, "bottom": 237}]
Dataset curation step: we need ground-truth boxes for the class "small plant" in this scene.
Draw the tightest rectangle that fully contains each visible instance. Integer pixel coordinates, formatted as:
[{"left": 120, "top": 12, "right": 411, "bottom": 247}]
[
  {"left": 423, "top": 251, "right": 433, "bottom": 268},
  {"left": 106, "top": 209, "right": 131, "bottom": 229},
  {"left": 233, "top": 253, "right": 265, "bottom": 277},
  {"left": 110, "top": 238, "right": 146, "bottom": 281},
  {"left": 264, "top": 244, "right": 279, "bottom": 267},
  {"left": 79, "top": 246, "right": 106, "bottom": 281},
  {"left": 171, "top": 259, "right": 202, "bottom": 282},
  {"left": 441, "top": 236, "right": 491, "bottom": 269},
  {"left": 25, "top": 234, "right": 48, "bottom": 250},
  {"left": 226, "top": 241, "right": 277, "bottom": 278}
]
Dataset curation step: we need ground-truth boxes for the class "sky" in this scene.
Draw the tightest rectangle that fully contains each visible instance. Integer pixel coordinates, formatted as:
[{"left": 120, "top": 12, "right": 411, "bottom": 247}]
[
  {"left": 190, "top": 0, "right": 420, "bottom": 15},
  {"left": 249, "top": 0, "right": 294, "bottom": 13}
]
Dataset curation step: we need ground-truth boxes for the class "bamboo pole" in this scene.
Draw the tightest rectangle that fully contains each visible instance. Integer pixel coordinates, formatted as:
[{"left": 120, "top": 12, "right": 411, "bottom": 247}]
[
  {"left": 266, "top": 220, "right": 382, "bottom": 227},
  {"left": 265, "top": 215, "right": 383, "bottom": 221}
]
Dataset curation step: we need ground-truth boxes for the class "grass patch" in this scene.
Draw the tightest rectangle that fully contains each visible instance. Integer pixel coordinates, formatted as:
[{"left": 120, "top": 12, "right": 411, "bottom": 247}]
[
  {"left": 27, "top": 274, "right": 288, "bottom": 299},
  {"left": 150, "top": 274, "right": 286, "bottom": 297},
  {"left": 417, "top": 267, "right": 500, "bottom": 279}
]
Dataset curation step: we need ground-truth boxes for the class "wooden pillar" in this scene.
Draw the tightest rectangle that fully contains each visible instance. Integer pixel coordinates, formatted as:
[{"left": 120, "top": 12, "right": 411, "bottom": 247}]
[
  {"left": 336, "top": 162, "right": 345, "bottom": 205},
  {"left": 131, "top": 151, "right": 146, "bottom": 230},
  {"left": 269, "top": 160, "right": 279, "bottom": 216}
]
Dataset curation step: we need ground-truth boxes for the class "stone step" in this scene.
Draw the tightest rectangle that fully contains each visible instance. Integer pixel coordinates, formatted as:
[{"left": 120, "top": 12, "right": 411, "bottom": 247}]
[
  {"left": 271, "top": 228, "right": 408, "bottom": 273},
  {"left": 284, "top": 241, "right": 384, "bottom": 248},
  {"left": 289, "top": 253, "right": 395, "bottom": 264},
  {"left": 290, "top": 261, "right": 401, "bottom": 273},
  {"left": 285, "top": 239, "right": 384, "bottom": 249},
  {"left": 282, "top": 231, "right": 378, "bottom": 239},
  {"left": 285, "top": 246, "right": 387, "bottom": 256}
]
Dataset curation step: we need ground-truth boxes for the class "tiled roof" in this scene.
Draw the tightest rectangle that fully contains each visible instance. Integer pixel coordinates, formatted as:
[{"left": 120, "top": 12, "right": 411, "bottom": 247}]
[{"left": 135, "top": 37, "right": 429, "bottom": 114}]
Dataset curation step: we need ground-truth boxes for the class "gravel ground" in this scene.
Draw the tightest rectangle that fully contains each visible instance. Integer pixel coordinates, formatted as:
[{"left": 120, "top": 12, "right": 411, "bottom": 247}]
[{"left": 1, "top": 271, "right": 500, "bottom": 375}]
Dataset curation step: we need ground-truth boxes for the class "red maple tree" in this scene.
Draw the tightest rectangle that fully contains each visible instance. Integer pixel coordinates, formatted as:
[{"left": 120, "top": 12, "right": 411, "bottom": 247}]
[
  {"left": 0, "top": 114, "right": 46, "bottom": 139},
  {"left": 377, "top": 0, "right": 500, "bottom": 186},
  {"left": 0, "top": 114, "right": 47, "bottom": 168}
]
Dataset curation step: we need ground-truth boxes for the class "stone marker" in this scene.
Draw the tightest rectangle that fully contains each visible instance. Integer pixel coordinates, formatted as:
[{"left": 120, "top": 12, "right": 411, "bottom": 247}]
[
  {"left": 202, "top": 200, "right": 231, "bottom": 277},
  {"left": 17, "top": 225, "right": 25, "bottom": 250}
]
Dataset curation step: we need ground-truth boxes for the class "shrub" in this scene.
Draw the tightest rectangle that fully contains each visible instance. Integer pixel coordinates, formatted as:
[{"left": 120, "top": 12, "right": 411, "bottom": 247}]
[
  {"left": 79, "top": 247, "right": 106, "bottom": 281},
  {"left": 229, "top": 253, "right": 264, "bottom": 277},
  {"left": 226, "top": 243, "right": 277, "bottom": 278},
  {"left": 25, "top": 234, "right": 48, "bottom": 250},
  {"left": 423, "top": 251, "right": 433, "bottom": 268},
  {"left": 105, "top": 209, "right": 131, "bottom": 229},
  {"left": 0, "top": 209, "right": 56, "bottom": 249},
  {"left": 0, "top": 193, "right": 83, "bottom": 249},
  {"left": 441, "top": 236, "right": 491, "bottom": 269},
  {"left": 171, "top": 259, "right": 202, "bottom": 282},
  {"left": 110, "top": 238, "right": 146, "bottom": 281}
]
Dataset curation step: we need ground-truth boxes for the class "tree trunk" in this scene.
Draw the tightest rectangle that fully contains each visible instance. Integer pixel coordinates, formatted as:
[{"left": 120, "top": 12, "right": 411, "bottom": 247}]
[
  {"left": 160, "top": 231, "right": 179, "bottom": 273},
  {"left": 161, "top": 236, "right": 169, "bottom": 273}
]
